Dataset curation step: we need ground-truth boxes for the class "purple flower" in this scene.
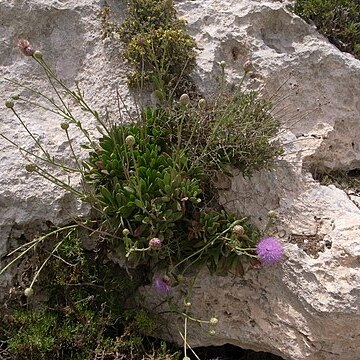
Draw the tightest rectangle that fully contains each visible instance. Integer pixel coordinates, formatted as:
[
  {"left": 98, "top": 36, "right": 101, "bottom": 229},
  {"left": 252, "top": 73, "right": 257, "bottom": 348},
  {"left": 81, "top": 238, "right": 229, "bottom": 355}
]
[
  {"left": 256, "top": 237, "right": 284, "bottom": 265},
  {"left": 153, "top": 276, "right": 172, "bottom": 295}
]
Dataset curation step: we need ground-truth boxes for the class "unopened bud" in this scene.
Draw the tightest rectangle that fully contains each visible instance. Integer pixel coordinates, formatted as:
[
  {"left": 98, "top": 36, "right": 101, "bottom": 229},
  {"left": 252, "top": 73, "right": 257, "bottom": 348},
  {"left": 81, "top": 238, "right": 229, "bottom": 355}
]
[
  {"left": 33, "top": 50, "right": 43, "bottom": 60},
  {"left": 5, "top": 100, "right": 14, "bottom": 109},
  {"left": 60, "top": 122, "right": 69, "bottom": 130},
  {"left": 125, "top": 135, "right": 136, "bottom": 148},
  {"left": 184, "top": 301, "right": 192, "bottom": 307},
  {"left": 179, "top": 93, "right": 190, "bottom": 106},
  {"left": 122, "top": 228, "right": 130, "bottom": 236},
  {"left": 209, "top": 317, "right": 218, "bottom": 326},
  {"left": 219, "top": 60, "right": 226, "bottom": 68},
  {"left": 11, "top": 95, "right": 20, "bottom": 100},
  {"left": 198, "top": 98, "right": 206, "bottom": 109},
  {"left": 24, "top": 287, "right": 34, "bottom": 297},
  {"left": 25, "top": 164, "right": 37, "bottom": 172},
  {"left": 209, "top": 329, "right": 216, "bottom": 336}
]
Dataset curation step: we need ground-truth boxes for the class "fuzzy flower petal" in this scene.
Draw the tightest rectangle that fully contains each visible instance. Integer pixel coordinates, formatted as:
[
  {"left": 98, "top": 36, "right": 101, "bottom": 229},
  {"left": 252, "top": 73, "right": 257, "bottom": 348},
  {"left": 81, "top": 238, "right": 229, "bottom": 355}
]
[
  {"left": 153, "top": 276, "right": 172, "bottom": 295},
  {"left": 256, "top": 237, "right": 284, "bottom": 265}
]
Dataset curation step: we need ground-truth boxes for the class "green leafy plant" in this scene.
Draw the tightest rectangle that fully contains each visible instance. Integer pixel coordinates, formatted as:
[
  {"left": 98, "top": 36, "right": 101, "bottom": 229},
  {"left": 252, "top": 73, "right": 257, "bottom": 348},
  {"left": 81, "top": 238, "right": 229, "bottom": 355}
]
[{"left": 292, "top": 0, "right": 360, "bottom": 59}]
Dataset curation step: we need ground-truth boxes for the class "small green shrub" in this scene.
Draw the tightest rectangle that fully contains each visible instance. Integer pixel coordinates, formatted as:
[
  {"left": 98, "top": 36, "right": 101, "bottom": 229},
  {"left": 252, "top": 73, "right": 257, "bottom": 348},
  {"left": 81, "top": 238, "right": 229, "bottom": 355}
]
[
  {"left": 101, "top": 0, "right": 197, "bottom": 95},
  {"left": 293, "top": 0, "right": 360, "bottom": 58}
]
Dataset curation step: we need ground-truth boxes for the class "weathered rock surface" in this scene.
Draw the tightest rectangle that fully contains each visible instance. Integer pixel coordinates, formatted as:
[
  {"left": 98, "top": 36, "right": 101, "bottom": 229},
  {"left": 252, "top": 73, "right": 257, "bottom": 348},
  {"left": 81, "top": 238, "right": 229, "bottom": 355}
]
[{"left": 1, "top": 0, "right": 360, "bottom": 359}]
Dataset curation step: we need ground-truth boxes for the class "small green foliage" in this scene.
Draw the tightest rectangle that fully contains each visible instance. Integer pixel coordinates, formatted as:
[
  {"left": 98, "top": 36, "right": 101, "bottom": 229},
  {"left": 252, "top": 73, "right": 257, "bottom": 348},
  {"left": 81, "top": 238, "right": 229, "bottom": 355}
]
[
  {"left": 101, "top": 0, "right": 197, "bottom": 95},
  {"left": 293, "top": 0, "right": 360, "bottom": 59}
]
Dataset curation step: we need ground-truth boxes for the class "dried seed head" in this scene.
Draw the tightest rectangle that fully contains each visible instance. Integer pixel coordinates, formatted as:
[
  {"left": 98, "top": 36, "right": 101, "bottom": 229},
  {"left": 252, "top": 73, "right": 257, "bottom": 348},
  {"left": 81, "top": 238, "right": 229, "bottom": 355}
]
[
  {"left": 149, "top": 237, "right": 162, "bottom": 250},
  {"left": 17, "top": 39, "right": 34, "bottom": 56},
  {"left": 232, "top": 225, "right": 245, "bottom": 236}
]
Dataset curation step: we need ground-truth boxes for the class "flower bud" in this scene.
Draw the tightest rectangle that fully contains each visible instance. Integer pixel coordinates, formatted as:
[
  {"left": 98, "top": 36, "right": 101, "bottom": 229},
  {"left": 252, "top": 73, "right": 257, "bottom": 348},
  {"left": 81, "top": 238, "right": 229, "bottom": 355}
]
[
  {"left": 122, "top": 228, "right": 130, "bottom": 236},
  {"left": 149, "top": 237, "right": 162, "bottom": 250},
  {"left": 33, "top": 50, "right": 43, "bottom": 60},
  {"left": 24, "top": 287, "right": 34, "bottom": 297},
  {"left": 184, "top": 300, "right": 192, "bottom": 307},
  {"left": 183, "top": 357, "right": 191, "bottom": 360},
  {"left": 198, "top": 98, "right": 206, "bottom": 109},
  {"left": 5, "top": 100, "right": 14, "bottom": 109},
  {"left": 209, "top": 317, "right": 218, "bottom": 326},
  {"left": 179, "top": 93, "right": 190, "bottom": 106},
  {"left": 232, "top": 225, "right": 245, "bottom": 236},
  {"left": 219, "top": 60, "right": 226, "bottom": 68},
  {"left": 209, "top": 329, "right": 216, "bottom": 336},
  {"left": 125, "top": 135, "right": 136, "bottom": 148},
  {"left": 11, "top": 95, "right": 20, "bottom": 100},
  {"left": 60, "top": 122, "right": 69, "bottom": 130},
  {"left": 25, "top": 164, "right": 37, "bottom": 172}
]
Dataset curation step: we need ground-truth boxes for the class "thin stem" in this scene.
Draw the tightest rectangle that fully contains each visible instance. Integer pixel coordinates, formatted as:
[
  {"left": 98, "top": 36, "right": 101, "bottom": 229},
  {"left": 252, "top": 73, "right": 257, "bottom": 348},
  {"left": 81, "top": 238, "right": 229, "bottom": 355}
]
[
  {"left": 29, "top": 233, "right": 70, "bottom": 288},
  {"left": 11, "top": 108, "right": 50, "bottom": 159},
  {"left": 0, "top": 224, "right": 78, "bottom": 276}
]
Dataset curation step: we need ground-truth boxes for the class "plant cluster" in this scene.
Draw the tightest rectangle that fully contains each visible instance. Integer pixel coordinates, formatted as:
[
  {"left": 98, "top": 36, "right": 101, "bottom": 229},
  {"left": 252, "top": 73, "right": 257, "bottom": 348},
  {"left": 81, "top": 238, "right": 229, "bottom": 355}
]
[
  {"left": 1, "top": 0, "right": 286, "bottom": 358},
  {"left": 292, "top": 0, "right": 360, "bottom": 58},
  {"left": 100, "top": 0, "right": 197, "bottom": 96}
]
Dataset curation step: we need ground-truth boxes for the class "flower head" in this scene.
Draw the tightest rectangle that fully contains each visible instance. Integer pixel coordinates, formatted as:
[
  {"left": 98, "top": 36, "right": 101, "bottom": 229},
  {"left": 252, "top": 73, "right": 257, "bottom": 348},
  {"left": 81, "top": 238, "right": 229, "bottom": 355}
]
[
  {"left": 256, "top": 237, "right": 284, "bottom": 265},
  {"left": 153, "top": 276, "right": 172, "bottom": 295},
  {"left": 17, "top": 39, "right": 34, "bottom": 56},
  {"left": 149, "top": 237, "right": 162, "bottom": 250}
]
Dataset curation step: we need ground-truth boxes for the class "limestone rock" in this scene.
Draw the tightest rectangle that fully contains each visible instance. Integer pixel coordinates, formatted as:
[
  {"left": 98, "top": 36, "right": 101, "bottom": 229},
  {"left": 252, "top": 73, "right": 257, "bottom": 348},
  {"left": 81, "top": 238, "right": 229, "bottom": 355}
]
[{"left": 1, "top": 0, "right": 360, "bottom": 359}]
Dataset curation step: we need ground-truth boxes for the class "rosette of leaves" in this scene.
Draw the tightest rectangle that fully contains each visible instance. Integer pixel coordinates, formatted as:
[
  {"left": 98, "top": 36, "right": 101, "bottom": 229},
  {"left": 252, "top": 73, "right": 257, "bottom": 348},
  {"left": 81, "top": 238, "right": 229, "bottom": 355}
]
[{"left": 84, "top": 121, "right": 203, "bottom": 267}]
